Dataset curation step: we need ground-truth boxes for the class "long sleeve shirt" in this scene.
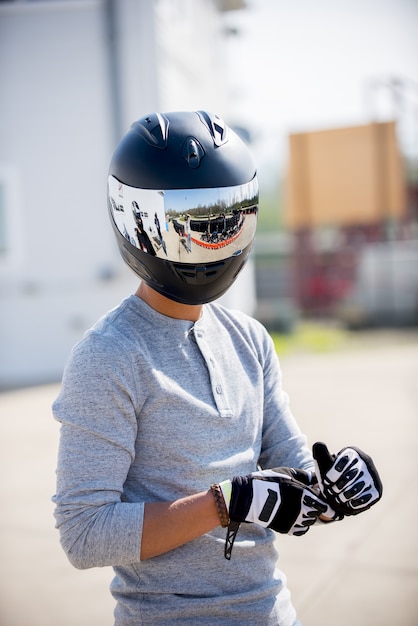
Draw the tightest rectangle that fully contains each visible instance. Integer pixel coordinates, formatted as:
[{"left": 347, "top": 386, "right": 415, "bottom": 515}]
[{"left": 52, "top": 295, "right": 313, "bottom": 625}]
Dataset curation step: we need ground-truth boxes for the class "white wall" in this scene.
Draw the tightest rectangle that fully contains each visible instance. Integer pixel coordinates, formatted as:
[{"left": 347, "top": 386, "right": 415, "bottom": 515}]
[
  {"left": 0, "top": 1, "right": 149, "bottom": 388},
  {"left": 0, "top": 0, "right": 251, "bottom": 389}
]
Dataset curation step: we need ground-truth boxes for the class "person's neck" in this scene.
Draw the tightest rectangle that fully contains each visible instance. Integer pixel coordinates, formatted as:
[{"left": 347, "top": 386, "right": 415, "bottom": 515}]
[{"left": 135, "top": 282, "right": 203, "bottom": 322}]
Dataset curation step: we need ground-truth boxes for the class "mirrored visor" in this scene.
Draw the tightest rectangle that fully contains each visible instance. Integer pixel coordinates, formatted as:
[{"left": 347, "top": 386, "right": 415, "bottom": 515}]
[{"left": 108, "top": 175, "right": 258, "bottom": 264}]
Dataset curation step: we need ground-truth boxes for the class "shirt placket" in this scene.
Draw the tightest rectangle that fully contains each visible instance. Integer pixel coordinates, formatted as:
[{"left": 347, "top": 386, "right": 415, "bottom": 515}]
[{"left": 192, "top": 327, "right": 233, "bottom": 418}]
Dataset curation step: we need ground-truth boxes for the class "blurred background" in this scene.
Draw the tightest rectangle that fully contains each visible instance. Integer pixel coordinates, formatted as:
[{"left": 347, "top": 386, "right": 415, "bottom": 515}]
[
  {"left": 0, "top": 2, "right": 418, "bottom": 625},
  {"left": 1, "top": 0, "right": 417, "bottom": 389}
]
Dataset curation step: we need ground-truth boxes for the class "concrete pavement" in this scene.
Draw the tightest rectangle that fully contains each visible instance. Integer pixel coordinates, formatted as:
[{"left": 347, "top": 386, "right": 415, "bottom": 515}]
[{"left": 1, "top": 330, "right": 417, "bottom": 625}]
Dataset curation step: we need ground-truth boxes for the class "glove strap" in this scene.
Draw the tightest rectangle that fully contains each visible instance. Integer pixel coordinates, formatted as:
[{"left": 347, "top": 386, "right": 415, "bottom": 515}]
[
  {"left": 210, "top": 484, "right": 229, "bottom": 528},
  {"left": 224, "top": 520, "right": 241, "bottom": 560}
]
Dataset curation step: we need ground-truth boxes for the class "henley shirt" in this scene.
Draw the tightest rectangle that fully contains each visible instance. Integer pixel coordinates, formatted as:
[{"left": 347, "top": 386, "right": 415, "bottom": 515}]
[{"left": 53, "top": 295, "right": 314, "bottom": 625}]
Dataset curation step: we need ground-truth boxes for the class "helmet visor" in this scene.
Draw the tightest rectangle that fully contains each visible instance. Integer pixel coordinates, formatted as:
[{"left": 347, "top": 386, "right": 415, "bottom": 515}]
[{"left": 108, "top": 175, "right": 258, "bottom": 264}]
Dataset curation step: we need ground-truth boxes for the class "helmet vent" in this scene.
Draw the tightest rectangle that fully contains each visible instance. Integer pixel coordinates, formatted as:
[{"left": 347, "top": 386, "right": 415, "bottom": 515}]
[
  {"left": 197, "top": 111, "right": 229, "bottom": 146},
  {"left": 134, "top": 112, "right": 169, "bottom": 148},
  {"left": 171, "top": 261, "right": 225, "bottom": 284},
  {"left": 181, "top": 137, "right": 205, "bottom": 168}
]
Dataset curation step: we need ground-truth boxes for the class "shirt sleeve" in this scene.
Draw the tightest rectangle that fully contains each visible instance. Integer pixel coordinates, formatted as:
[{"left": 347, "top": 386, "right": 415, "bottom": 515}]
[
  {"left": 257, "top": 331, "right": 315, "bottom": 473},
  {"left": 52, "top": 332, "right": 144, "bottom": 569}
]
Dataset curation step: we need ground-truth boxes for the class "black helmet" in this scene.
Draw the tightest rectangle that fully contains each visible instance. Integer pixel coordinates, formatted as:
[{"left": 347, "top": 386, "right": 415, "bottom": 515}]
[{"left": 108, "top": 110, "right": 258, "bottom": 304}]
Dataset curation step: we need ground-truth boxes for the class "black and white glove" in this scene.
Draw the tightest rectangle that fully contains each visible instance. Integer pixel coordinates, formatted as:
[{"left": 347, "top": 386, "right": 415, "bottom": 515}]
[
  {"left": 219, "top": 467, "right": 331, "bottom": 559},
  {"left": 312, "top": 442, "right": 383, "bottom": 517}
]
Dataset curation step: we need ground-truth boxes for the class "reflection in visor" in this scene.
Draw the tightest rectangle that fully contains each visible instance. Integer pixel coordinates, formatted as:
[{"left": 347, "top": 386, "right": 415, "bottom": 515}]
[{"left": 108, "top": 175, "right": 258, "bottom": 264}]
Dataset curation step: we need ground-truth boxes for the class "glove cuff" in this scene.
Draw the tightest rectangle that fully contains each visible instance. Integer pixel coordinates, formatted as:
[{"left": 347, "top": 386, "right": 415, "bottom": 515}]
[{"left": 219, "top": 479, "right": 232, "bottom": 508}]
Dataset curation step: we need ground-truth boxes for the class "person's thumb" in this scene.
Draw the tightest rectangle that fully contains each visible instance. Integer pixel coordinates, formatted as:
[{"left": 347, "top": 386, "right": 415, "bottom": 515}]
[{"left": 312, "top": 441, "right": 335, "bottom": 478}]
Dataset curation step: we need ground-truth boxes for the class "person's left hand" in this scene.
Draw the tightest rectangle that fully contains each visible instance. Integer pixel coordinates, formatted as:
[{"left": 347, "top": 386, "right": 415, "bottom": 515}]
[
  {"left": 219, "top": 466, "right": 334, "bottom": 558},
  {"left": 312, "top": 442, "right": 383, "bottom": 516}
]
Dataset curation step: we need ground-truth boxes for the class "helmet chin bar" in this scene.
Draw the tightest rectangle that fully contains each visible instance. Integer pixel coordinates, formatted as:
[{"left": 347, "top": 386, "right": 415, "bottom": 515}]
[{"left": 114, "top": 223, "right": 252, "bottom": 305}]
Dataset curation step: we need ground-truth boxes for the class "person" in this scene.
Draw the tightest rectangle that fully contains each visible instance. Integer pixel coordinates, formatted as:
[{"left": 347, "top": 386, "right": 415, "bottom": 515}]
[
  {"left": 52, "top": 110, "right": 382, "bottom": 626},
  {"left": 184, "top": 213, "right": 192, "bottom": 252},
  {"left": 132, "top": 201, "right": 156, "bottom": 255},
  {"left": 154, "top": 211, "right": 167, "bottom": 255}
]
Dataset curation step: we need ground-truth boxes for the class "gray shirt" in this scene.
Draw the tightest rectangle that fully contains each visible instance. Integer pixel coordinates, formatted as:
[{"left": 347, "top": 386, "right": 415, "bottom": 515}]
[{"left": 53, "top": 295, "right": 313, "bottom": 625}]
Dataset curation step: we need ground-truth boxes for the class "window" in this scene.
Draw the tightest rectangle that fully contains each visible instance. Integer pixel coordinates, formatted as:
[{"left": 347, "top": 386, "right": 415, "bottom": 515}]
[
  {"left": 0, "top": 165, "right": 23, "bottom": 271},
  {"left": 0, "top": 182, "right": 6, "bottom": 254}
]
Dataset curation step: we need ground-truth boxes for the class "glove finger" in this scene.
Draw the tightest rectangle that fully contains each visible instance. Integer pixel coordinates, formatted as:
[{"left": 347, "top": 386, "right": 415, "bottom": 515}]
[
  {"left": 289, "top": 467, "right": 315, "bottom": 487},
  {"left": 350, "top": 491, "right": 375, "bottom": 509},
  {"left": 312, "top": 442, "right": 335, "bottom": 479},
  {"left": 262, "top": 466, "right": 314, "bottom": 487},
  {"left": 302, "top": 491, "right": 328, "bottom": 517},
  {"left": 286, "top": 489, "right": 328, "bottom": 536},
  {"left": 350, "top": 446, "right": 383, "bottom": 498},
  {"left": 329, "top": 449, "right": 361, "bottom": 490},
  {"left": 341, "top": 478, "right": 366, "bottom": 499}
]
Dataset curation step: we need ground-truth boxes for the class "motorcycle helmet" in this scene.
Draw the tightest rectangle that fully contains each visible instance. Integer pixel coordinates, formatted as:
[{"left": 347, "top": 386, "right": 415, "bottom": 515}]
[{"left": 108, "top": 110, "right": 258, "bottom": 304}]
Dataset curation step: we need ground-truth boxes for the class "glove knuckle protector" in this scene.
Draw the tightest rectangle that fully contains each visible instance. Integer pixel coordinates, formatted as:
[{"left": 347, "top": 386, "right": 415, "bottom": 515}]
[{"left": 313, "top": 442, "right": 383, "bottom": 516}]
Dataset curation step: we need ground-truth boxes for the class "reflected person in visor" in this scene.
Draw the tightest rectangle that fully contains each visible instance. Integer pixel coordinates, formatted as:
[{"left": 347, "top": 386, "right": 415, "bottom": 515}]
[{"left": 52, "top": 111, "right": 382, "bottom": 626}]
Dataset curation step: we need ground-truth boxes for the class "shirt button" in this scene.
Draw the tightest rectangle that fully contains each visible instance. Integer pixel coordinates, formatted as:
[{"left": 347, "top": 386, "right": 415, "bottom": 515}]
[{"left": 216, "top": 384, "right": 223, "bottom": 394}]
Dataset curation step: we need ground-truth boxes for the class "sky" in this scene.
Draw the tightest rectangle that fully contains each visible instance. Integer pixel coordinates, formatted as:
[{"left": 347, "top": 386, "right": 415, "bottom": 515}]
[{"left": 223, "top": 0, "right": 418, "bottom": 185}]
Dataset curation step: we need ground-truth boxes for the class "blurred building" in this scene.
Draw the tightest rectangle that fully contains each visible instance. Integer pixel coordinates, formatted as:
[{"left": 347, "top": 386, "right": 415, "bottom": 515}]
[
  {"left": 0, "top": 0, "right": 249, "bottom": 389},
  {"left": 256, "top": 120, "right": 418, "bottom": 331},
  {"left": 286, "top": 120, "right": 407, "bottom": 314},
  {"left": 255, "top": 117, "right": 418, "bottom": 329}
]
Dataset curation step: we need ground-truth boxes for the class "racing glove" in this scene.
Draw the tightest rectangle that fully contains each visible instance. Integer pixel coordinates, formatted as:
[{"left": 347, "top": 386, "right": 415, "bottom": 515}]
[
  {"left": 216, "top": 467, "right": 331, "bottom": 559},
  {"left": 312, "top": 441, "right": 383, "bottom": 517}
]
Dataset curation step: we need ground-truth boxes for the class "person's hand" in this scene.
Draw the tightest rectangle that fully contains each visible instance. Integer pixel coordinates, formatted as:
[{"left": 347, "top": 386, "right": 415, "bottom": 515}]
[
  {"left": 218, "top": 467, "right": 331, "bottom": 558},
  {"left": 312, "top": 442, "right": 383, "bottom": 517}
]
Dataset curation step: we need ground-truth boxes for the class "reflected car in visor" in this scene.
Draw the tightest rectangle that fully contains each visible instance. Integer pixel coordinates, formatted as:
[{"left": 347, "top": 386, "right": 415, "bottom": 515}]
[{"left": 108, "top": 175, "right": 259, "bottom": 265}]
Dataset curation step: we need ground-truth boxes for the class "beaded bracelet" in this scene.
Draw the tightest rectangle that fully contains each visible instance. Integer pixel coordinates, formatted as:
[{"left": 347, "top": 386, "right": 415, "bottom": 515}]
[{"left": 210, "top": 484, "right": 229, "bottom": 528}]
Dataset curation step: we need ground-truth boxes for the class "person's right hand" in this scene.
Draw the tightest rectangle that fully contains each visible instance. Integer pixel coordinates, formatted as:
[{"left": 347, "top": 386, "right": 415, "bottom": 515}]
[{"left": 312, "top": 442, "right": 383, "bottom": 516}]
